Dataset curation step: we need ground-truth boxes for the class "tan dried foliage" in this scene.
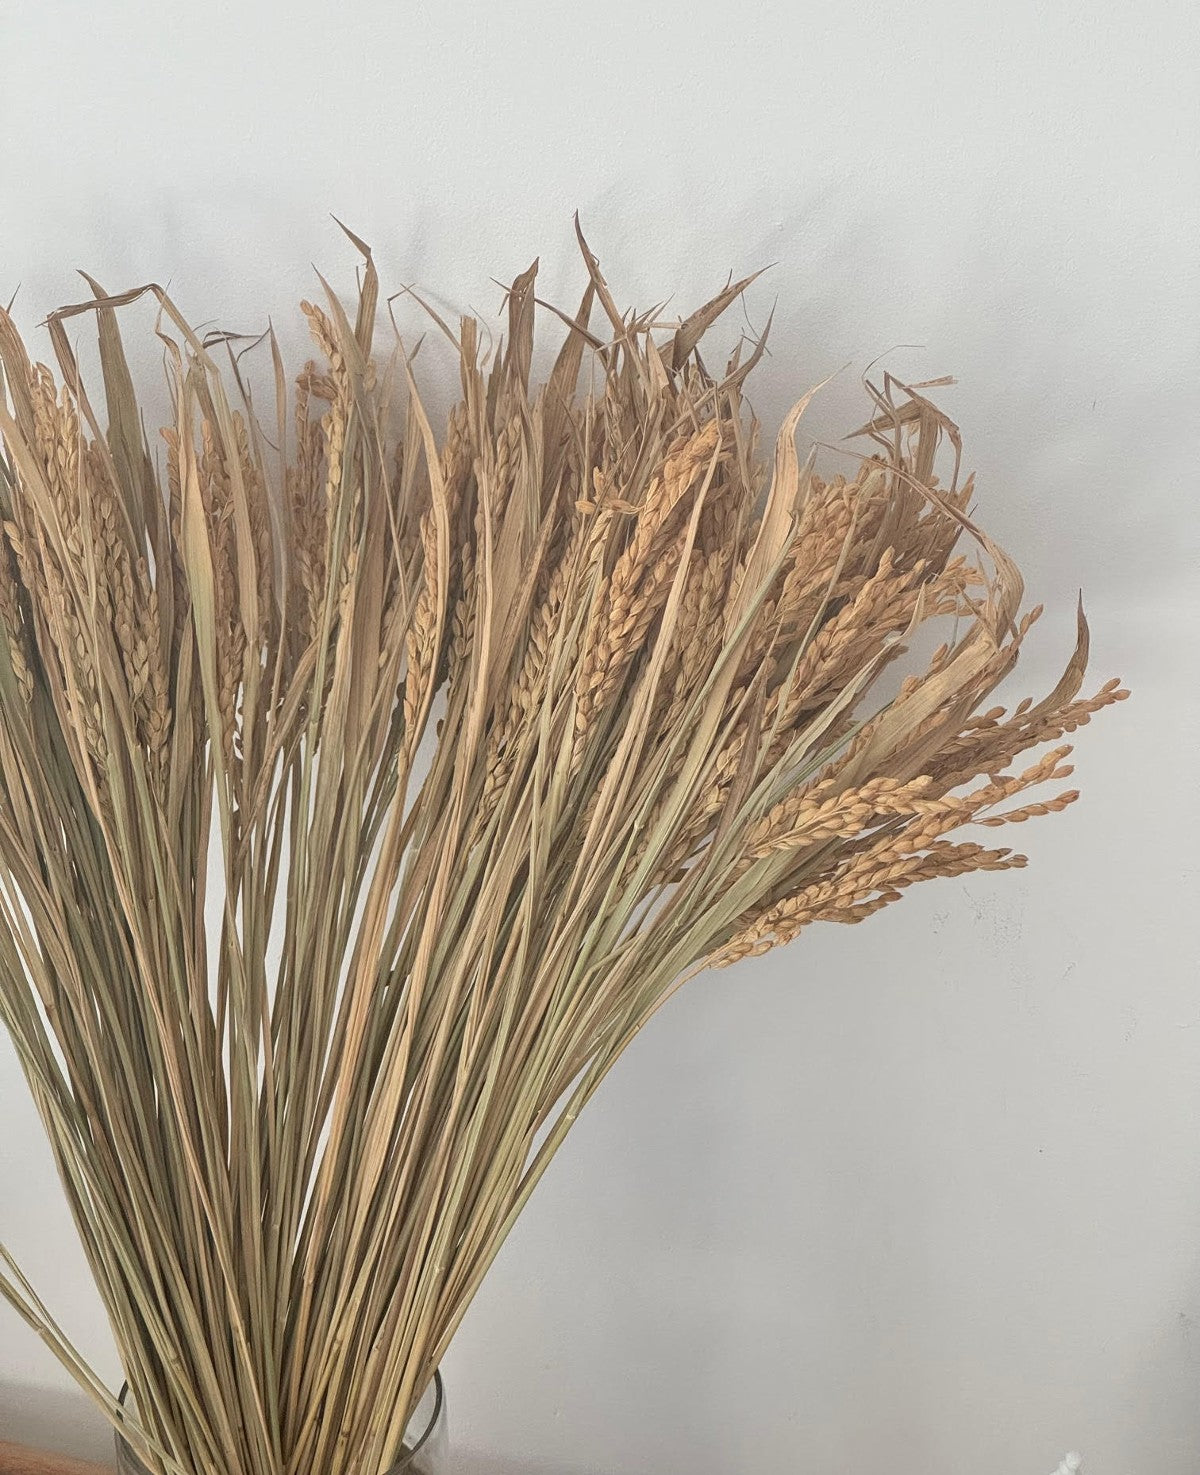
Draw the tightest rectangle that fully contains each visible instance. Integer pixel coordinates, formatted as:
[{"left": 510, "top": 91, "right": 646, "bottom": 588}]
[{"left": 0, "top": 227, "right": 1125, "bottom": 1475}]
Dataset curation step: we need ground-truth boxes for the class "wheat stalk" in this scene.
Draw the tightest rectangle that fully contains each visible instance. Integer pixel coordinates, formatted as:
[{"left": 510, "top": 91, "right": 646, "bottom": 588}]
[{"left": 0, "top": 223, "right": 1125, "bottom": 1475}]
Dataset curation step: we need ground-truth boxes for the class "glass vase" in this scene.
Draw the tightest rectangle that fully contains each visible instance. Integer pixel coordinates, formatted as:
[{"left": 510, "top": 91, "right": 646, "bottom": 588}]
[{"left": 113, "top": 1370, "right": 447, "bottom": 1475}]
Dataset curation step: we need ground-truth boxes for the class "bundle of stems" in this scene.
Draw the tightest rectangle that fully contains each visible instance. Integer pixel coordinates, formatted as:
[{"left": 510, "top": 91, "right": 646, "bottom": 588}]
[{"left": 0, "top": 226, "right": 1124, "bottom": 1475}]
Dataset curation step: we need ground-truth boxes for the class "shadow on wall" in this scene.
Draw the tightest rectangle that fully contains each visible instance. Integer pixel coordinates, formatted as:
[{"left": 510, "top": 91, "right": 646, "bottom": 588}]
[
  {"left": 449, "top": 1456, "right": 601, "bottom": 1475},
  {"left": 0, "top": 1381, "right": 112, "bottom": 1462}
]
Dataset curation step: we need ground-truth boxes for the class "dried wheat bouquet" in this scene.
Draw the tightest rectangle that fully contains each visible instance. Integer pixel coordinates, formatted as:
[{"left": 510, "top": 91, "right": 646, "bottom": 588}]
[{"left": 0, "top": 226, "right": 1124, "bottom": 1475}]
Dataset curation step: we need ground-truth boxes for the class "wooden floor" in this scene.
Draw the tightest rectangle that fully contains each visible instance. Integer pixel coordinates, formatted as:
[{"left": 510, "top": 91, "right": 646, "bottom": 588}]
[{"left": 0, "top": 1443, "right": 113, "bottom": 1475}]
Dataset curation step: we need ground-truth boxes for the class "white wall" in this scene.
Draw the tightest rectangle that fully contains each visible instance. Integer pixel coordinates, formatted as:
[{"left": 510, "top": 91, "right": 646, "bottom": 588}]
[{"left": 1, "top": 2, "right": 1197, "bottom": 1471}]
